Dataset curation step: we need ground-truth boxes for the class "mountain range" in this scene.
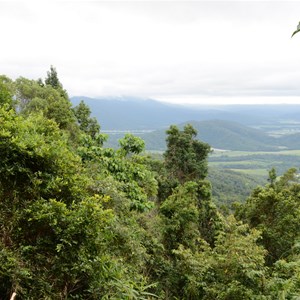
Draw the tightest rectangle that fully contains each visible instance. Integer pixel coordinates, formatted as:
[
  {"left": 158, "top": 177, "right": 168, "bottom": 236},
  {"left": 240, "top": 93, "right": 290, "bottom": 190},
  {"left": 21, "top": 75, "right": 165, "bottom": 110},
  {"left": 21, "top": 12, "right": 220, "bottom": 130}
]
[{"left": 71, "top": 96, "right": 300, "bottom": 151}]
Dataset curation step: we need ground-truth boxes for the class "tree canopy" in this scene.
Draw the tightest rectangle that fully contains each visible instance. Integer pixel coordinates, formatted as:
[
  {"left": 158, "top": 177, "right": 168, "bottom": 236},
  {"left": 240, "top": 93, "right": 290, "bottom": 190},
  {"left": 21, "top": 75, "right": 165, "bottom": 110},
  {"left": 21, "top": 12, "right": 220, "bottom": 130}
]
[
  {"left": 1, "top": 68, "right": 300, "bottom": 299},
  {"left": 164, "top": 124, "right": 211, "bottom": 183}
]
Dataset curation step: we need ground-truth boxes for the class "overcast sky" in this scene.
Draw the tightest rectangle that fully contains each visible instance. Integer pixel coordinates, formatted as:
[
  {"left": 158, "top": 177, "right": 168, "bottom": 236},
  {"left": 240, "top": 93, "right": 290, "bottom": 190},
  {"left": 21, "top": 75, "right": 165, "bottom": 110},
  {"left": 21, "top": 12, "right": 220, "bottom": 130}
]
[{"left": 1, "top": 0, "right": 300, "bottom": 105}]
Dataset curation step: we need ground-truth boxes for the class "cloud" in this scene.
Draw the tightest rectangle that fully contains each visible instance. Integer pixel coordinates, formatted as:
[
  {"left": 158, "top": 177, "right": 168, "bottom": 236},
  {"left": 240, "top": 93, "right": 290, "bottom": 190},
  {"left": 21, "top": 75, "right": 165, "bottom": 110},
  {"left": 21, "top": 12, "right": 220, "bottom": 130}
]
[{"left": 1, "top": 1, "right": 300, "bottom": 104}]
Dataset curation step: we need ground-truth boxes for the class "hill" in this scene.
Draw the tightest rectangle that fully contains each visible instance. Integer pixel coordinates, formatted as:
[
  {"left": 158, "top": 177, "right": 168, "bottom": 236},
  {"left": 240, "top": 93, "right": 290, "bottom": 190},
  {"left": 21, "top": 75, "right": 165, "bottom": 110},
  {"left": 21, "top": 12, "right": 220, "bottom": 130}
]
[
  {"left": 71, "top": 96, "right": 205, "bottom": 130},
  {"left": 71, "top": 96, "right": 290, "bottom": 130},
  {"left": 105, "top": 120, "right": 284, "bottom": 151},
  {"left": 208, "top": 167, "right": 264, "bottom": 207},
  {"left": 277, "top": 132, "right": 300, "bottom": 149},
  {"left": 71, "top": 97, "right": 300, "bottom": 151},
  {"left": 71, "top": 97, "right": 300, "bottom": 130},
  {"left": 187, "top": 120, "right": 278, "bottom": 151}
]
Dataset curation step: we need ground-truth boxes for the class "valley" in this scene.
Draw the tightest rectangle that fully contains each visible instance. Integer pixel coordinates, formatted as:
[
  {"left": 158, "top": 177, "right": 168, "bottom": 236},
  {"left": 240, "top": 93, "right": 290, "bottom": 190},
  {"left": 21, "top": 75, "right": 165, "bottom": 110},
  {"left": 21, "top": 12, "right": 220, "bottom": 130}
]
[{"left": 72, "top": 97, "right": 300, "bottom": 207}]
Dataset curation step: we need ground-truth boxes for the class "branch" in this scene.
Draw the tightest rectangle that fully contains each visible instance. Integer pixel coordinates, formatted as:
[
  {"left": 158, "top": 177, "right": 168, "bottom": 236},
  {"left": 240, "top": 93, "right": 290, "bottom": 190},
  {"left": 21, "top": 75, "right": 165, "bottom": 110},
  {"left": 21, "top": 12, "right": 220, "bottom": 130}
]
[{"left": 10, "top": 292, "right": 17, "bottom": 300}]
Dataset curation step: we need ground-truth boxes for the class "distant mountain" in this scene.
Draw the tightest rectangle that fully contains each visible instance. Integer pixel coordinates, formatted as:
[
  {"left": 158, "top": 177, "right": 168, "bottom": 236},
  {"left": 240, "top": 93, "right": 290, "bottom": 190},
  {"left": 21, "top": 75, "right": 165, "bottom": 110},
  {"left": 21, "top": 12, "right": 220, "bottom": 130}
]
[
  {"left": 188, "top": 120, "right": 278, "bottom": 151},
  {"left": 71, "top": 96, "right": 300, "bottom": 151},
  {"left": 106, "top": 119, "right": 300, "bottom": 151},
  {"left": 71, "top": 96, "right": 293, "bottom": 130},
  {"left": 133, "top": 120, "right": 280, "bottom": 151},
  {"left": 71, "top": 96, "right": 205, "bottom": 130}
]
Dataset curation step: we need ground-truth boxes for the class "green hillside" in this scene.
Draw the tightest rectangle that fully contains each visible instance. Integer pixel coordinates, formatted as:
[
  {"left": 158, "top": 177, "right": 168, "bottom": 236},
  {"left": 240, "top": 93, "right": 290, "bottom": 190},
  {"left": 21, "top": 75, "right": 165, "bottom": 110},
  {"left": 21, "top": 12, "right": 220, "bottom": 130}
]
[
  {"left": 106, "top": 120, "right": 284, "bottom": 151},
  {"left": 71, "top": 97, "right": 300, "bottom": 130},
  {"left": 278, "top": 132, "right": 300, "bottom": 149},
  {"left": 188, "top": 120, "right": 278, "bottom": 151},
  {"left": 208, "top": 167, "right": 264, "bottom": 207}
]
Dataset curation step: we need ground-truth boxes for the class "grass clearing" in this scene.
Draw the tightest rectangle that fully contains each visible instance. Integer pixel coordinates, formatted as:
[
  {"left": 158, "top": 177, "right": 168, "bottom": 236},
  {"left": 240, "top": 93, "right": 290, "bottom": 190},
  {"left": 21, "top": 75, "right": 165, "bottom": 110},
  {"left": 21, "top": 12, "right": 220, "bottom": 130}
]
[
  {"left": 209, "top": 149, "right": 300, "bottom": 177},
  {"left": 211, "top": 149, "right": 300, "bottom": 157}
]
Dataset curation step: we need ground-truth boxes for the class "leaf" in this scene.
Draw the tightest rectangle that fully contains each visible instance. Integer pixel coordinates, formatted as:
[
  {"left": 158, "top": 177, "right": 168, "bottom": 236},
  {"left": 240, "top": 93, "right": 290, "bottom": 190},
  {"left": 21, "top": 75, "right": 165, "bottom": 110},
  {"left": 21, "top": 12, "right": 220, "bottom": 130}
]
[{"left": 291, "top": 22, "right": 300, "bottom": 37}]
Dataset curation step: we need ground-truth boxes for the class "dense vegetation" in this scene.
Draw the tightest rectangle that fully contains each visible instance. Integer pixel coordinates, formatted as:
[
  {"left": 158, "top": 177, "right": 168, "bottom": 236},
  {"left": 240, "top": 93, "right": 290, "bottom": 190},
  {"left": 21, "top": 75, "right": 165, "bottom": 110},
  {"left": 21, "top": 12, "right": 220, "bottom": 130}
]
[
  {"left": 207, "top": 167, "right": 264, "bottom": 208},
  {"left": 1, "top": 69, "right": 300, "bottom": 299}
]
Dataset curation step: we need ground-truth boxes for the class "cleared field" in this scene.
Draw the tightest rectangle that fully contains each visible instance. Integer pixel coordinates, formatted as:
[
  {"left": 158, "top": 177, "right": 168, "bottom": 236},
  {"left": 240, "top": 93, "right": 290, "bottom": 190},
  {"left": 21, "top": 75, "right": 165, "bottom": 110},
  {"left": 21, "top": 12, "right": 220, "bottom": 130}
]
[
  {"left": 211, "top": 149, "right": 300, "bottom": 157},
  {"left": 209, "top": 149, "right": 300, "bottom": 177}
]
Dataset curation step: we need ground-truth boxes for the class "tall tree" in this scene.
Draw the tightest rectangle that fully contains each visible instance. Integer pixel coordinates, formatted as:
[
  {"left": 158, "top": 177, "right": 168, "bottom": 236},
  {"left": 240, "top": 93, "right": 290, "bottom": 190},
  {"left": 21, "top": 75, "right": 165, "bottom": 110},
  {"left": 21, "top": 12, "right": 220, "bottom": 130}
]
[
  {"left": 44, "top": 65, "right": 68, "bottom": 99},
  {"left": 0, "top": 96, "right": 156, "bottom": 299},
  {"left": 236, "top": 168, "right": 300, "bottom": 264},
  {"left": 164, "top": 124, "right": 211, "bottom": 183},
  {"left": 73, "top": 100, "right": 101, "bottom": 139},
  {"left": 45, "top": 65, "right": 61, "bottom": 89},
  {"left": 15, "top": 77, "right": 75, "bottom": 130}
]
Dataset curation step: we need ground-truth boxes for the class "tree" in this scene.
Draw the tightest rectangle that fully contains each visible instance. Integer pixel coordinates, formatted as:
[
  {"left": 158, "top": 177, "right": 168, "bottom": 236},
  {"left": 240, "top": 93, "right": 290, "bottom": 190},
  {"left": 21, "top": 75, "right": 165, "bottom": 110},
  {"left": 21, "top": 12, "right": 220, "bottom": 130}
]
[
  {"left": 236, "top": 168, "right": 300, "bottom": 264},
  {"left": 0, "top": 98, "right": 157, "bottom": 299},
  {"left": 45, "top": 65, "right": 61, "bottom": 89},
  {"left": 0, "top": 107, "right": 87, "bottom": 297},
  {"left": 14, "top": 77, "right": 75, "bottom": 130},
  {"left": 160, "top": 181, "right": 200, "bottom": 252},
  {"left": 172, "top": 216, "right": 267, "bottom": 300},
  {"left": 164, "top": 124, "right": 211, "bottom": 183},
  {"left": 10, "top": 69, "right": 300, "bottom": 298},
  {"left": 0, "top": 76, "right": 14, "bottom": 108},
  {"left": 73, "top": 100, "right": 101, "bottom": 139},
  {"left": 45, "top": 65, "right": 68, "bottom": 99},
  {"left": 119, "top": 133, "right": 145, "bottom": 156}
]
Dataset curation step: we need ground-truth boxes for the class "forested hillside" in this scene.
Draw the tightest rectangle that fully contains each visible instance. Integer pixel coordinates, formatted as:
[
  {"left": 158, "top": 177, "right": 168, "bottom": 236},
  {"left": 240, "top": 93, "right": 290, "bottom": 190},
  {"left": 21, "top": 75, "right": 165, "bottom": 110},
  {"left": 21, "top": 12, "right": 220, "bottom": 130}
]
[
  {"left": 133, "top": 120, "right": 279, "bottom": 151},
  {"left": 71, "top": 97, "right": 300, "bottom": 131},
  {"left": 1, "top": 70, "right": 300, "bottom": 299},
  {"left": 105, "top": 119, "right": 300, "bottom": 152},
  {"left": 71, "top": 96, "right": 204, "bottom": 130}
]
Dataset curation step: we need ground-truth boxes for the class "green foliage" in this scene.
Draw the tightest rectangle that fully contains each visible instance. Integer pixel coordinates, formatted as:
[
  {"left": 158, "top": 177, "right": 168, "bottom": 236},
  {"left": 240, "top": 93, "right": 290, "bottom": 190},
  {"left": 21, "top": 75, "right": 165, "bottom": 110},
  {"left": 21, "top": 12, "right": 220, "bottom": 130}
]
[
  {"left": 196, "top": 180, "right": 224, "bottom": 246},
  {"left": 90, "top": 151, "right": 157, "bottom": 211},
  {"left": 0, "top": 100, "right": 158, "bottom": 298},
  {"left": 156, "top": 179, "right": 225, "bottom": 298},
  {"left": 236, "top": 168, "right": 300, "bottom": 264},
  {"left": 145, "top": 154, "right": 179, "bottom": 203},
  {"left": 208, "top": 167, "right": 263, "bottom": 208},
  {"left": 45, "top": 65, "right": 68, "bottom": 99},
  {"left": 160, "top": 181, "right": 200, "bottom": 252},
  {"left": 119, "top": 133, "right": 145, "bottom": 156},
  {"left": 15, "top": 76, "right": 75, "bottom": 129},
  {"left": 45, "top": 65, "right": 61, "bottom": 89},
  {"left": 268, "top": 167, "right": 277, "bottom": 186},
  {"left": 266, "top": 245, "right": 300, "bottom": 298},
  {"left": 0, "top": 108, "right": 83, "bottom": 203},
  {"left": 3, "top": 70, "right": 300, "bottom": 299},
  {"left": 0, "top": 75, "right": 14, "bottom": 108},
  {"left": 73, "top": 100, "right": 101, "bottom": 139},
  {"left": 159, "top": 178, "right": 222, "bottom": 251},
  {"left": 13, "top": 196, "right": 115, "bottom": 298},
  {"left": 164, "top": 124, "right": 211, "bottom": 183},
  {"left": 154, "top": 215, "right": 267, "bottom": 300},
  {"left": 207, "top": 217, "right": 267, "bottom": 299}
]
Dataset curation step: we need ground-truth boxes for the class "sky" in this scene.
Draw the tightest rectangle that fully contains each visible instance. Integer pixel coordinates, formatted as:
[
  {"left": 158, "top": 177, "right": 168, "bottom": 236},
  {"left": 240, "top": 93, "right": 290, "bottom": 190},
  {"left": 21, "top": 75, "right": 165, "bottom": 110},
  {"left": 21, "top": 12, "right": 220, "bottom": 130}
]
[{"left": 1, "top": 0, "right": 300, "bottom": 105}]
